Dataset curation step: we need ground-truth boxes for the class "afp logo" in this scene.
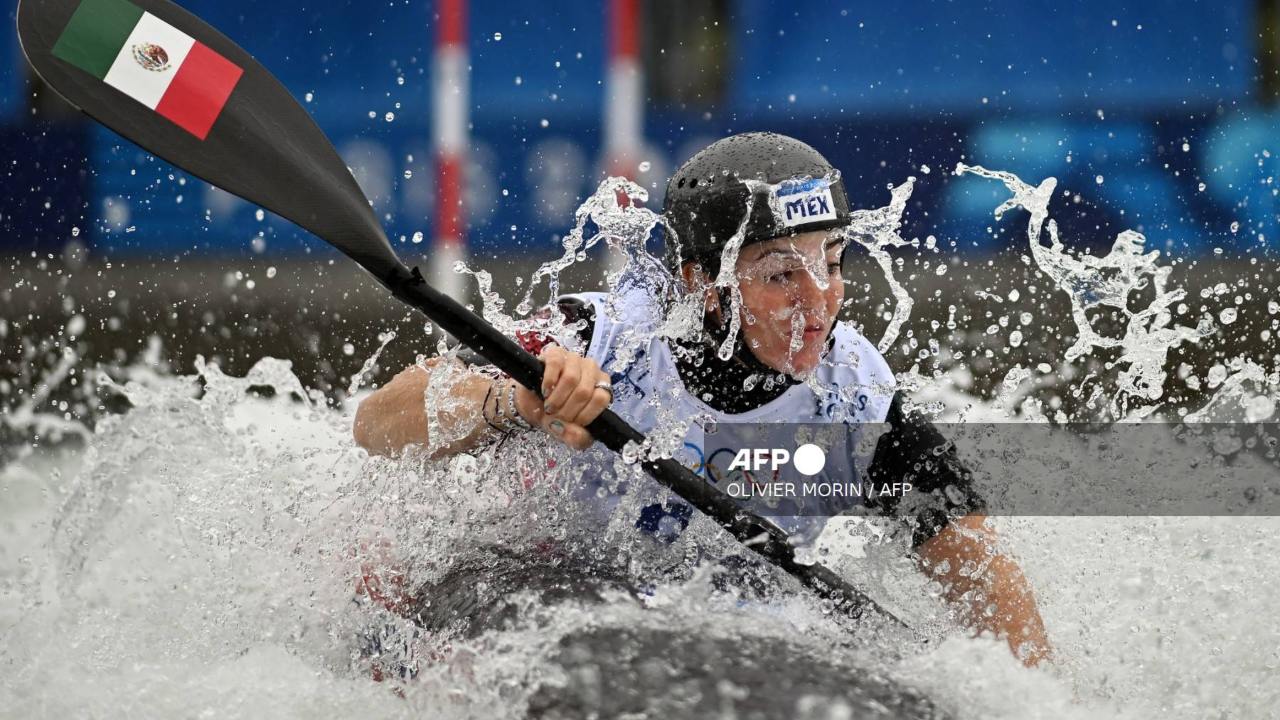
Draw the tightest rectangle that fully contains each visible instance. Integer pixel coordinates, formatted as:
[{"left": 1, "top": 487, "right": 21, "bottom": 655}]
[
  {"left": 727, "top": 443, "right": 827, "bottom": 476},
  {"left": 770, "top": 178, "right": 838, "bottom": 228}
]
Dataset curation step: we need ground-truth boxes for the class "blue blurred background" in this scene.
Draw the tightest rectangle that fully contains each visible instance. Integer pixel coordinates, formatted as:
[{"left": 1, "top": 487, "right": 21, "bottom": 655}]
[{"left": 2, "top": 0, "right": 1276, "bottom": 261}]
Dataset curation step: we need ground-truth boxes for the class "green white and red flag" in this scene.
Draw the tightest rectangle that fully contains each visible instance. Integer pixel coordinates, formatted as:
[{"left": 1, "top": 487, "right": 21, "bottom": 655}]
[{"left": 51, "top": 0, "right": 242, "bottom": 139}]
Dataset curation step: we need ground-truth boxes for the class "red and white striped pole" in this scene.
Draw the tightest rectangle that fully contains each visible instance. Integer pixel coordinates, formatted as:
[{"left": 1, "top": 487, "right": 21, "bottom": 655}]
[
  {"left": 605, "top": 0, "right": 642, "bottom": 166},
  {"left": 432, "top": 0, "right": 468, "bottom": 300},
  {"left": 603, "top": 0, "right": 642, "bottom": 276}
]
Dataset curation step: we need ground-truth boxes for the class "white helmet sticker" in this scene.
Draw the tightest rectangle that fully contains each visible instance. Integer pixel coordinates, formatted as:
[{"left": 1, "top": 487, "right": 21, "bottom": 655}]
[{"left": 769, "top": 177, "right": 838, "bottom": 228}]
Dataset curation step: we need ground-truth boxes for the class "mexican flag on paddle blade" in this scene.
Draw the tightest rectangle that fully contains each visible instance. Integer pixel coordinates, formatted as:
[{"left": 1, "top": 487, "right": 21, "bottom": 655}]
[{"left": 52, "top": 0, "right": 243, "bottom": 140}]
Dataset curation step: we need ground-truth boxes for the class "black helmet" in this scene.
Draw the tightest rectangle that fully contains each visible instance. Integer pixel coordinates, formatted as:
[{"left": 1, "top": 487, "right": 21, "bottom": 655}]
[{"left": 662, "top": 132, "right": 851, "bottom": 277}]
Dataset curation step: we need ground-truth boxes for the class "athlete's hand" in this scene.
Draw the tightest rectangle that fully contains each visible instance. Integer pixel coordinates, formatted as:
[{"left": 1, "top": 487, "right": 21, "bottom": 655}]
[{"left": 513, "top": 346, "right": 613, "bottom": 450}]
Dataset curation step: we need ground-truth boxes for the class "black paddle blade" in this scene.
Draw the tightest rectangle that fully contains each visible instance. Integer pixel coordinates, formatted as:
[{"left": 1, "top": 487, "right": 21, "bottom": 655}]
[{"left": 17, "top": 0, "right": 401, "bottom": 280}]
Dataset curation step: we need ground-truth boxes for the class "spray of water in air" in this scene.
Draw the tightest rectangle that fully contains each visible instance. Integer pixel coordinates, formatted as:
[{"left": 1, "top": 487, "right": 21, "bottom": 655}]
[{"left": 3, "top": 166, "right": 1278, "bottom": 719}]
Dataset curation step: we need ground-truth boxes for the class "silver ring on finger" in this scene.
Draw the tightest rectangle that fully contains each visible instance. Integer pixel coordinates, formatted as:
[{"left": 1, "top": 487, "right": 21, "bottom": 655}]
[{"left": 594, "top": 380, "right": 613, "bottom": 398}]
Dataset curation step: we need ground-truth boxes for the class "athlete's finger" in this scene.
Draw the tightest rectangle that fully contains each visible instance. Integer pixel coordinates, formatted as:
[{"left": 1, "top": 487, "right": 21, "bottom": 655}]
[
  {"left": 546, "top": 418, "right": 594, "bottom": 450},
  {"left": 564, "top": 424, "right": 594, "bottom": 451},
  {"left": 543, "top": 358, "right": 583, "bottom": 415},
  {"left": 539, "top": 346, "right": 566, "bottom": 398},
  {"left": 556, "top": 359, "right": 600, "bottom": 421},
  {"left": 569, "top": 369, "right": 614, "bottom": 426}
]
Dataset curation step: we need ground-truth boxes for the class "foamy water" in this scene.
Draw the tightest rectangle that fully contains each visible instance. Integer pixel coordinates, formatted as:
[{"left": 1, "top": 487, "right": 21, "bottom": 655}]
[{"left": 2, "top": 167, "right": 1278, "bottom": 718}]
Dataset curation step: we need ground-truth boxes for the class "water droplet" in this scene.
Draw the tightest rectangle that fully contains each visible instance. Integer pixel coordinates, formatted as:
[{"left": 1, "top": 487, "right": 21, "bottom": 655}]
[
  {"left": 1208, "top": 364, "right": 1228, "bottom": 387},
  {"left": 514, "top": 75, "right": 523, "bottom": 85},
  {"left": 367, "top": 110, "right": 376, "bottom": 119},
  {"left": 638, "top": 161, "right": 651, "bottom": 172},
  {"left": 70, "top": 226, "right": 80, "bottom": 237},
  {"left": 920, "top": 164, "right": 931, "bottom": 174},
  {"left": 1230, "top": 221, "right": 1240, "bottom": 234},
  {"left": 304, "top": 91, "right": 314, "bottom": 102},
  {"left": 1095, "top": 175, "right": 1104, "bottom": 185},
  {"left": 493, "top": 32, "right": 503, "bottom": 41},
  {"left": 343, "top": 342, "right": 355, "bottom": 356},
  {"left": 1182, "top": 142, "right": 1191, "bottom": 152},
  {"left": 1219, "top": 308, "right": 1238, "bottom": 325},
  {"left": 396, "top": 76, "right": 405, "bottom": 86},
  {"left": 934, "top": 264, "right": 947, "bottom": 276},
  {"left": 1009, "top": 330, "right": 1024, "bottom": 347},
  {"left": 539, "top": 118, "right": 549, "bottom": 128},
  {"left": 255, "top": 209, "right": 265, "bottom": 222},
  {"left": 411, "top": 231, "right": 424, "bottom": 244},
  {"left": 266, "top": 266, "right": 277, "bottom": 279},
  {"left": 384, "top": 112, "right": 395, "bottom": 122},
  {"left": 403, "top": 169, "right": 413, "bottom": 179}
]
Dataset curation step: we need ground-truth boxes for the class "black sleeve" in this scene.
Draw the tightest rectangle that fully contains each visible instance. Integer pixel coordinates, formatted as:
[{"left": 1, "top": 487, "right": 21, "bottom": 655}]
[
  {"left": 864, "top": 392, "right": 986, "bottom": 549},
  {"left": 456, "top": 297, "right": 596, "bottom": 367}
]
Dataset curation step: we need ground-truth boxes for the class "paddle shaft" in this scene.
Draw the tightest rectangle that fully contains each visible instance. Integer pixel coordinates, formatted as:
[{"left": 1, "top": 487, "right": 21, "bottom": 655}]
[{"left": 382, "top": 265, "right": 909, "bottom": 630}]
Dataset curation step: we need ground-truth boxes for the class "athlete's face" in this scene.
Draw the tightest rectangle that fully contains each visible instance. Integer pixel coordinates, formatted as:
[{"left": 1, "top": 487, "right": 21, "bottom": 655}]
[{"left": 733, "top": 230, "right": 847, "bottom": 375}]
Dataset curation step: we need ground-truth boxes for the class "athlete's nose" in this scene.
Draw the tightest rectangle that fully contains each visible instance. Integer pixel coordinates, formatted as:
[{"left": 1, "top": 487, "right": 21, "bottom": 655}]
[{"left": 790, "top": 268, "right": 828, "bottom": 319}]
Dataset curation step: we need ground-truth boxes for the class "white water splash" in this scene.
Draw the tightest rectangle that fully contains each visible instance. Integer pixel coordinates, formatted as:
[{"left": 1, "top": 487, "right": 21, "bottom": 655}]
[
  {"left": 847, "top": 178, "right": 919, "bottom": 352},
  {"left": 1184, "top": 358, "right": 1277, "bottom": 423},
  {"left": 346, "top": 330, "right": 399, "bottom": 398},
  {"left": 6, "top": 161, "right": 1280, "bottom": 719},
  {"left": 956, "top": 163, "right": 1204, "bottom": 419},
  {"left": 515, "top": 176, "right": 664, "bottom": 319}
]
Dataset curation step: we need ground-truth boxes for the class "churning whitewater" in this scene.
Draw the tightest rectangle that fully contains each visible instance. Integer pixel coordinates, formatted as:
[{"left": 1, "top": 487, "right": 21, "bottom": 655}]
[{"left": 2, "top": 168, "right": 1279, "bottom": 719}]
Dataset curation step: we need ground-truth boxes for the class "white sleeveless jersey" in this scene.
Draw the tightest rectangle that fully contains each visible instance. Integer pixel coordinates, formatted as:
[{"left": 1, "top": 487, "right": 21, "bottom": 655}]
[{"left": 555, "top": 283, "right": 897, "bottom": 543}]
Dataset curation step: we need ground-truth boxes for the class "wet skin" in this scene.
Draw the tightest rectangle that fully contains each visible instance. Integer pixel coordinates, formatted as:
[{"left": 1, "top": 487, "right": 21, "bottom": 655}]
[{"left": 687, "top": 230, "right": 848, "bottom": 376}]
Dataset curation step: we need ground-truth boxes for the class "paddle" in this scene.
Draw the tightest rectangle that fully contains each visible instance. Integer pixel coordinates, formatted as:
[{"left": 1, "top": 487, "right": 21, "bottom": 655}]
[{"left": 17, "top": 0, "right": 911, "bottom": 632}]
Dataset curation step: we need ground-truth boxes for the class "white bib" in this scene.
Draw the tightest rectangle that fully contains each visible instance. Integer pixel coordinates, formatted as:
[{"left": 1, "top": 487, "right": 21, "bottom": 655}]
[{"left": 556, "top": 283, "right": 897, "bottom": 542}]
